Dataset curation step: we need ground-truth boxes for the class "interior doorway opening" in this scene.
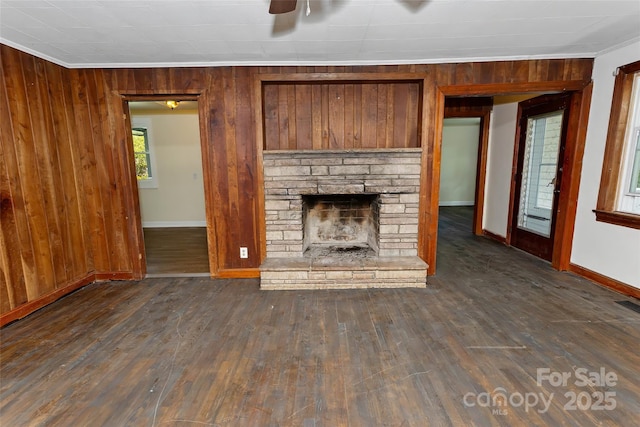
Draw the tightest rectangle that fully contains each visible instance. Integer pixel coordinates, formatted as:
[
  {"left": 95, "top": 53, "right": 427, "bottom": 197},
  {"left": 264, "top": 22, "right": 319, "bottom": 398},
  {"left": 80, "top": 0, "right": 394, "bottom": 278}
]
[
  {"left": 435, "top": 90, "right": 583, "bottom": 270},
  {"left": 128, "top": 100, "right": 210, "bottom": 277},
  {"left": 437, "top": 115, "right": 481, "bottom": 250}
]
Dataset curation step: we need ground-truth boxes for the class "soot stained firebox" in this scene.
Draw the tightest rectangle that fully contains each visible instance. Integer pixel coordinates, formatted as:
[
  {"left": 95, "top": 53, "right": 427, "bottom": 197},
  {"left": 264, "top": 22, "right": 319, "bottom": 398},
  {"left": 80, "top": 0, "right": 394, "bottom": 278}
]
[{"left": 302, "top": 194, "right": 379, "bottom": 258}]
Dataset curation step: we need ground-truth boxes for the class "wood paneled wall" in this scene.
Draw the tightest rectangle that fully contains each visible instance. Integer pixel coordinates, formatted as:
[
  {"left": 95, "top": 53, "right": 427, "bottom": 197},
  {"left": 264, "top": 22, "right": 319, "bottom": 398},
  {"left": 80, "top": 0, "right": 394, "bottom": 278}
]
[
  {"left": 263, "top": 81, "right": 421, "bottom": 150},
  {"left": 0, "top": 44, "right": 594, "bottom": 324},
  {"left": 1, "top": 47, "right": 95, "bottom": 321}
]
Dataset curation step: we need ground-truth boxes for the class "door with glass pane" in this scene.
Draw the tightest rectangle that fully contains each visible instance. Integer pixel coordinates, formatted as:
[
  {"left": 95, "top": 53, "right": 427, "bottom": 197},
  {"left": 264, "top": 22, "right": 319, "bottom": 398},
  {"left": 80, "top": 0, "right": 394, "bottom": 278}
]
[{"left": 511, "top": 94, "right": 571, "bottom": 261}]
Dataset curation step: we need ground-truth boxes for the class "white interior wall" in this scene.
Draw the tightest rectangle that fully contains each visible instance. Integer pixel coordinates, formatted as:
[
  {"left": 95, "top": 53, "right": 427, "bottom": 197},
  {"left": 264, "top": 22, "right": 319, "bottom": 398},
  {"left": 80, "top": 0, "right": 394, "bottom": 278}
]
[
  {"left": 439, "top": 118, "right": 480, "bottom": 206},
  {"left": 571, "top": 40, "right": 640, "bottom": 288},
  {"left": 131, "top": 109, "right": 206, "bottom": 227}
]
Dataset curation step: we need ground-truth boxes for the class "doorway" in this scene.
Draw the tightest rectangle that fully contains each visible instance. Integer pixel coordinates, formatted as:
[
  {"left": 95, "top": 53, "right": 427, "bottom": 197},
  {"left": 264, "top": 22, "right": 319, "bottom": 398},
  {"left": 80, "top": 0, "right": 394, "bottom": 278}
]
[
  {"left": 441, "top": 97, "right": 493, "bottom": 236},
  {"left": 128, "top": 100, "right": 210, "bottom": 276},
  {"left": 510, "top": 93, "right": 572, "bottom": 261}
]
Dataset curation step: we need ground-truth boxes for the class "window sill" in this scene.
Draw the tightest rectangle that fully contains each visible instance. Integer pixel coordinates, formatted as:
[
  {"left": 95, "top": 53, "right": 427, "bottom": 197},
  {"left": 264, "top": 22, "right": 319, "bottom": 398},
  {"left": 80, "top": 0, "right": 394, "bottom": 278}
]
[
  {"left": 137, "top": 179, "right": 158, "bottom": 189},
  {"left": 593, "top": 209, "right": 640, "bottom": 230}
]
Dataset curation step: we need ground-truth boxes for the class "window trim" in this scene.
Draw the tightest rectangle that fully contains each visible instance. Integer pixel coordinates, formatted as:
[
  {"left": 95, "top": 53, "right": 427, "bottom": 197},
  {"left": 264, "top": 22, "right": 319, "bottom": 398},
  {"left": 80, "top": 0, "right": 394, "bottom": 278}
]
[
  {"left": 594, "top": 60, "right": 640, "bottom": 230},
  {"left": 131, "top": 117, "right": 158, "bottom": 189}
]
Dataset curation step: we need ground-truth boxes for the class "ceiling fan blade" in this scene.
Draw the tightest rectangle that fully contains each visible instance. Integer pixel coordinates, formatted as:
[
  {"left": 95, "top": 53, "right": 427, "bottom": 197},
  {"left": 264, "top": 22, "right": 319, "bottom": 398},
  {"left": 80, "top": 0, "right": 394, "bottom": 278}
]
[{"left": 269, "top": 0, "right": 297, "bottom": 14}]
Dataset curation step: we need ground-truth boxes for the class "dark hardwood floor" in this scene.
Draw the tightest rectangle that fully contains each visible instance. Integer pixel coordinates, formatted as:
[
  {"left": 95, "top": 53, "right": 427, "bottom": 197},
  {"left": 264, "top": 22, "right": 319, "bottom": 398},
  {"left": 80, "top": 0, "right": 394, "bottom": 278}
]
[
  {"left": 143, "top": 227, "right": 209, "bottom": 275},
  {"left": 1, "top": 207, "right": 639, "bottom": 426}
]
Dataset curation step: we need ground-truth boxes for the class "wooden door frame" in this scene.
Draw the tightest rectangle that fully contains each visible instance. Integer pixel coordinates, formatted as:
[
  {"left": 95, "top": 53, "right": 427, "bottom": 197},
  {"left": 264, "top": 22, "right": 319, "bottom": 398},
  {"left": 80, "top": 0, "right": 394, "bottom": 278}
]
[
  {"left": 119, "top": 94, "right": 216, "bottom": 279},
  {"left": 428, "top": 81, "right": 593, "bottom": 273},
  {"left": 507, "top": 93, "right": 572, "bottom": 261}
]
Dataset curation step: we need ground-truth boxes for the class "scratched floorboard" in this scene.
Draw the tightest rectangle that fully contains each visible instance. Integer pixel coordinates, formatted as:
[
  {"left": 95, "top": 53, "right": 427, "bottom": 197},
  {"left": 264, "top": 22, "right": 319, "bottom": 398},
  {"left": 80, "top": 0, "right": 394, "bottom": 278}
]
[{"left": 1, "top": 207, "right": 639, "bottom": 426}]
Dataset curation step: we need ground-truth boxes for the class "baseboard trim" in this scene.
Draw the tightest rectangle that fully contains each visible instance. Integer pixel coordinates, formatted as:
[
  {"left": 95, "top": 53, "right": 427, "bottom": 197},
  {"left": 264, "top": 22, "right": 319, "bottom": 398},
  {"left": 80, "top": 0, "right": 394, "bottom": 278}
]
[
  {"left": 218, "top": 268, "right": 261, "bottom": 279},
  {"left": 439, "top": 201, "right": 475, "bottom": 207},
  {"left": 569, "top": 263, "right": 640, "bottom": 299},
  {"left": 95, "top": 271, "right": 137, "bottom": 281},
  {"left": 0, "top": 273, "right": 95, "bottom": 327},
  {"left": 482, "top": 229, "right": 507, "bottom": 244},
  {"left": 142, "top": 221, "right": 207, "bottom": 228}
]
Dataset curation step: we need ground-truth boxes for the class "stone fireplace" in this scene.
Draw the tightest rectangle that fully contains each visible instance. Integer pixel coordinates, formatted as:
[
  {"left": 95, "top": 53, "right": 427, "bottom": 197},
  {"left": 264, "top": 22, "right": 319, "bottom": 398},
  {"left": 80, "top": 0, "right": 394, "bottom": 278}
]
[{"left": 260, "top": 148, "right": 428, "bottom": 289}]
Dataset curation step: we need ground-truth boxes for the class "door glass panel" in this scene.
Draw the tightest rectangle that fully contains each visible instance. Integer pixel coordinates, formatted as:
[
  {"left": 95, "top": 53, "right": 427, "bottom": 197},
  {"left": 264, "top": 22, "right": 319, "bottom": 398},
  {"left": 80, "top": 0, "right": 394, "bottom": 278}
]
[{"left": 517, "top": 111, "right": 564, "bottom": 237}]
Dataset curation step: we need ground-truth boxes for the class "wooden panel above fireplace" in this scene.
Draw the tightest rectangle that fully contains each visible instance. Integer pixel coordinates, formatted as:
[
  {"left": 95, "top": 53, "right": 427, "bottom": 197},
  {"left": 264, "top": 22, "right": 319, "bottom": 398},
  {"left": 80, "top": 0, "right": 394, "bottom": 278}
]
[{"left": 262, "top": 80, "right": 422, "bottom": 151}]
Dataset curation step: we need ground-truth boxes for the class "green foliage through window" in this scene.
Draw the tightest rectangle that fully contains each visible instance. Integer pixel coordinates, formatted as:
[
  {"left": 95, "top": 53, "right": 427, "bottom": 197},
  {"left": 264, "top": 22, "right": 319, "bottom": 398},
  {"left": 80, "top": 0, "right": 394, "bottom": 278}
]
[{"left": 132, "top": 128, "right": 152, "bottom": 180}]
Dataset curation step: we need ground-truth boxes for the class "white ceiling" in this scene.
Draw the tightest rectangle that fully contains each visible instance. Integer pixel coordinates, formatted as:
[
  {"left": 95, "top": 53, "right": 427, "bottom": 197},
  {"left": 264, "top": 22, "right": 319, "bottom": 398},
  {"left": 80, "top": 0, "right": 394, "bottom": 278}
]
[{"left": 1, "top": 0, "right": 639, "bottom": 69}]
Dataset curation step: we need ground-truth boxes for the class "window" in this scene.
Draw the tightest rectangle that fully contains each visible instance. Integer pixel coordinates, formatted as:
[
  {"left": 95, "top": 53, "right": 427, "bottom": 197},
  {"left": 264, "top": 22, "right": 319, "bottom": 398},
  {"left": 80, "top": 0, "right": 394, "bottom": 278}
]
[
  {"left": 133, "top": 128, "right": 152, "bottom": 179},
  {"left": 594, "top": 60, "right": 640, "bottom": 229},
  {"left": 618, "top": 73, "right": 640, "bottom": 212},
  {"left": 131, "top": 118, "right": 157, "bottom": 188}
]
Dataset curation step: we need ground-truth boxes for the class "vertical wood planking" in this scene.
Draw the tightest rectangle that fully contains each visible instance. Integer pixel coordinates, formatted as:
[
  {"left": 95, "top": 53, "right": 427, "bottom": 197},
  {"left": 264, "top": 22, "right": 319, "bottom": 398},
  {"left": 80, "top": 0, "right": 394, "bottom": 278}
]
[
  {"left": 328, "top": 84, "right": 345, "bottom": 149},
  {"left": 262, "top": 81, "right": 421, "bottom": 150},
  {"left": 393, "top": 83, "right": 409, "bottom": 148},
  {"left": 61, "top": 65, "right": 94, "bottom": 273},
  {"left": 69, "top": 68, "right": 111, "bottom": 274},
  {"left": 263, "top": 84, "right": 279, "bottom": 151},
  {"left": 223, "top": 69, "right": 241, "bottom": 268},
  {"left": 361, "top": 83, "right": 378, "bottom": 148},
  {"left": 1, "top": 49, "right": 35, "bottom": 309},
  {"left": 295, "top": 84, "right": 312, "bottom": 150},
  {"left": 1, "top": 45, "right": 595, "bottom": 319},
  {"left": 376, "top": 83, "right": 387, "bottom": 147},
  {"left": 321, "top": 83, "right": 329, "bottom": 148},
  {"left": 43, "top": 62, "right": 84, "bottom": 278},
  {"left": 353, "top": 84, "right": 362, "bottom": 148},
  {"left": 13, "top": 52, "right": 56, "bottom": 298},
  {"left": 88, "top": 68, "right": 121, "bottom": 272},
  {"left": 234, "top": 67, "right": 259, "bottom": 266},
  {"left": 0, "top": 131, "right": 22, "bottom": 312},
  {"left": 418, "top": 80, "right": 441, "bottom": 274},
  {"left": 344, "top": 83, "right": 355, "bottom": 148},
  {"left": 286, "top": 85, "right": 297, "bottom": 149},
  {"left": 206, "top": 68, "right": 230, "bottom": 270},
  {"left": 31, "top": 58, "right": 67, "bottom": 286},
  {"left": 277, "top": 84, "right": 289, "bottom": 149},
  {"left": 385, "top": 85, "right": 395, "bottom": 148},
  {"left": 311, "top": 84, "right": 323, "bottom": 149},
  {"left": 1, "top": 45, "right": 95, "bottom": 319}
]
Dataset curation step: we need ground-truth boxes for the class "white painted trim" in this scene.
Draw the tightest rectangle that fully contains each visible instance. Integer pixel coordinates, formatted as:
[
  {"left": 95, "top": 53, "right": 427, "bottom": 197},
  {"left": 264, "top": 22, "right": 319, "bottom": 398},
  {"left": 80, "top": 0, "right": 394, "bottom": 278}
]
[
  {"left": 142, "top": 221, "right": 207, "bottom": 228},
  {"left": 596, "top": 36, "right": 640, "bottom": 57},
  {"left": 439, "top": 201, "right": 475, "bottom": 207},
  {"left": 65, "top": 53, "right": 598, "bottom": 69},
  {"left": 1, "top": 38, "right": 599, "bottom": 70},
  {"left": 0, "top": 39, "right": 70, "bottom": 68}
]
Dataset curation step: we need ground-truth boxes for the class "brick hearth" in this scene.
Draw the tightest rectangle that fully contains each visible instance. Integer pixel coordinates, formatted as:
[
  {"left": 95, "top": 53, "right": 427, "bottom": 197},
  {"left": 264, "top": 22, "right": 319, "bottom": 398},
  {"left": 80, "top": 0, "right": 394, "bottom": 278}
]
[{"left": 260, "top": 148, "right": 427, "bottom": 290}]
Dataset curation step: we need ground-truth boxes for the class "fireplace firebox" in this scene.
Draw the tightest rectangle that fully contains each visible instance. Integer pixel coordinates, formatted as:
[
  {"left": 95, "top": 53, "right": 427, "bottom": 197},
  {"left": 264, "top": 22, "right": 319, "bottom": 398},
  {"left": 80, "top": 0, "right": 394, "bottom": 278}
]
[{"left": 302, "top": 194, "right": 379, "bottom": 257}]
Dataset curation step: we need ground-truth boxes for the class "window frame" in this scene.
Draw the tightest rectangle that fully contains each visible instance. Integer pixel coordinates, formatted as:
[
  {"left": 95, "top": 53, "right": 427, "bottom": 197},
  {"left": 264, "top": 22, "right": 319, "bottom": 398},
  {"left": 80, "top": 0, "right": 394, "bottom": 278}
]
[
  {"left": 131, "top": 117, "right": 158, "bottom": 189},
  {"left": 619, "top": 74, "right": 640, "bottom": 200},
  {"left": 594, "top": 60, "right": 640, "bottom": 230}
]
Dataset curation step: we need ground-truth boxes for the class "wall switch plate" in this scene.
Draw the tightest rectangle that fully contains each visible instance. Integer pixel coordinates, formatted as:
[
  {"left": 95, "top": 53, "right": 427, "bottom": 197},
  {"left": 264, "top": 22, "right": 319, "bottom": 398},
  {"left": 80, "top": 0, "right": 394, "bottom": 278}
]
[{"left": 240, "top": 247, "right": 248, "bottom": 258}]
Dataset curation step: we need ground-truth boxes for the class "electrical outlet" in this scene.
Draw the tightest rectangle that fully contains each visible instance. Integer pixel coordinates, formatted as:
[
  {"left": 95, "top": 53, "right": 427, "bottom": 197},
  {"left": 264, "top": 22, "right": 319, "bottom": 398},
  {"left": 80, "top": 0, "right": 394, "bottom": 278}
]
[{"left": 240, "top": 247, "right": 248, "bottom": 259}]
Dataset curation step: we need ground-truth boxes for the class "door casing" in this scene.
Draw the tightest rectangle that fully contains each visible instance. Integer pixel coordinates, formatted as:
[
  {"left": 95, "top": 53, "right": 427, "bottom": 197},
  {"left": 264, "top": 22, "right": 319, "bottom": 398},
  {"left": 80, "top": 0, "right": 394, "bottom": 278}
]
[{"left": 509, "top": 93, "right": 572, "bottom": 261}]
